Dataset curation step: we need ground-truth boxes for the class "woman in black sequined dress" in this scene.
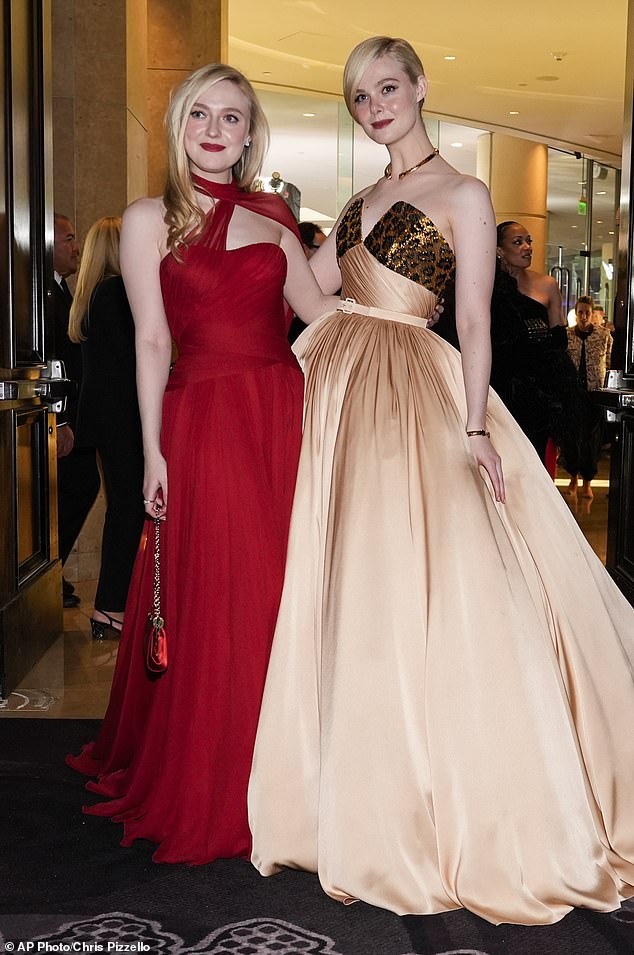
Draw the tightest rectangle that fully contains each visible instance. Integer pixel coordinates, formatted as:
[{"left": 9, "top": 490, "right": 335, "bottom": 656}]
[{"left": 490, "top": 221, "right": 580, "bottom": 464}]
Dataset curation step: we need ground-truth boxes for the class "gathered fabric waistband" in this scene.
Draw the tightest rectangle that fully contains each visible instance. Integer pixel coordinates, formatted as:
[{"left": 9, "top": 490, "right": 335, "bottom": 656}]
[{"left": 336, "top": 297, "right": 429, "bottom": 329}]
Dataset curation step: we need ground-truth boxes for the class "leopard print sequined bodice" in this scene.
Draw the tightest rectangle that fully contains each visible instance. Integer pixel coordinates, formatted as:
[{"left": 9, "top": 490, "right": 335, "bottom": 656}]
[{"left": 337, "top": 199, "right": 455, "bottom": 298}]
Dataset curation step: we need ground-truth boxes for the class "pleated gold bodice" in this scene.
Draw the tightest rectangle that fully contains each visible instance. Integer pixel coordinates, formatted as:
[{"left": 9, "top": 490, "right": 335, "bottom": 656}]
[{"left": 336, "top": 199, "right": 455, "bottom": 320}]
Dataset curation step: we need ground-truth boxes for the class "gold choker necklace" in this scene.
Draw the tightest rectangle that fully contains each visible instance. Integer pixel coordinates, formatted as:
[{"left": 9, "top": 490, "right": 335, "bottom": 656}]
[{"left": 384, "top": 147, "right": 439, "bottom": 181}]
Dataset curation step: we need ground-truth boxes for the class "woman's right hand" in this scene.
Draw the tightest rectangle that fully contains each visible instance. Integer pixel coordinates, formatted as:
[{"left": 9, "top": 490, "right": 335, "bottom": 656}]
[{"left": 143, "top": 452, "right": 168, "bottom": 519}]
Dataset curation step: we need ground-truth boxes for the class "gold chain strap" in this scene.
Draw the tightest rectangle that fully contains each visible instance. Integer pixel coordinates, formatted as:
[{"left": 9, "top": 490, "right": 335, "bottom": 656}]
[{"left": 150, "top": 517, "right": 164, "bottom": 628}]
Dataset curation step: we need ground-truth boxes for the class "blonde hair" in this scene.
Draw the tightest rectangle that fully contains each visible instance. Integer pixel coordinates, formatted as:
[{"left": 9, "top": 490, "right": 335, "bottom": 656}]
[
  {"left": 343, "top": 37, "right": 426, "bottom": 117},
  {"left": 163, "top": 63, "right": 269, "bottom": 255},
  {"left": 68, "top": 217, "right": 121, "bottom": 343}
]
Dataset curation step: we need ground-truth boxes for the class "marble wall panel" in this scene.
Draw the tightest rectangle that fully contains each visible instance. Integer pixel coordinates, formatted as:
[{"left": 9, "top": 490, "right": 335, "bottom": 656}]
[
  {"left": 74, "top": 101, "right": 127, "bottom": 237},
  {"left": 127, "top": 112, "right": 149, "bottom": 202},
  {"left": 127, "top": 0, "right": 148, "bottom": 127},
  {"left": 148, "top": 0, "right": 226, "bottom": 71},
  {"left": 52, "top": 96, "right": 76, "bottom": 222},
  {"left": 147, "top": 67, "right": 188, "bottom": 196}
]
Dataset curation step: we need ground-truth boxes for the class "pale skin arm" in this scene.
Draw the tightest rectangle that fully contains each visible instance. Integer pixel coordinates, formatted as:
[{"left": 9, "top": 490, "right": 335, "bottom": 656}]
[
  {"left": 308, "top": 205, "right": 351, "bottom": 294},
  {"left": 450, "top": 177, "right": 505, "bottom": 503},
  {"left": 279, "top": 227, "right": 340, "bottom": 321},
  {"left": 120, "top": 199, "right": 173, "bottom": 520}
]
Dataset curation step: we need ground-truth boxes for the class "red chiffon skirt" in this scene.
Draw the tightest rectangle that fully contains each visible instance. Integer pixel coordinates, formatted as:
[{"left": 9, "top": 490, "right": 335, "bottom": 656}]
[{"left": 67, "top": 360, "right": 303, "bottom": 864}]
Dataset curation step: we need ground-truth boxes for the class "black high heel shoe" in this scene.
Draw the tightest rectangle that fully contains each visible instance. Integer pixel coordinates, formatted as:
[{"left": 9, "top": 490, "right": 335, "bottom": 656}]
[{"left": 90, "top": 612, "right": 124, "bottom": 641}]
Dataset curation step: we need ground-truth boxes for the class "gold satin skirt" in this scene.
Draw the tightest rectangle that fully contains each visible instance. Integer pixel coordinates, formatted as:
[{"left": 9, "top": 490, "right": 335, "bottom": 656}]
[{"left": 248, "top": 298, "right": 634, "bottom": 926}]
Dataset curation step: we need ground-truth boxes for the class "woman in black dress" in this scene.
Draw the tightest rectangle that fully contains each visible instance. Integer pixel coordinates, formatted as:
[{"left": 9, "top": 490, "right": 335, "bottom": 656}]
[
  {"left": 490, "top": 220, "right": 580, "bottom": 465},
  {"left": 68, "top": 216, "right": 145, "bottom": 639}
]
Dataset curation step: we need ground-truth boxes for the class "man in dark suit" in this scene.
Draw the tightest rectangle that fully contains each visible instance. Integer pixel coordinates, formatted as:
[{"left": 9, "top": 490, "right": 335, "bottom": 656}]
[{"left": 52, "top": 213, "right": 101, "bottom": 607}]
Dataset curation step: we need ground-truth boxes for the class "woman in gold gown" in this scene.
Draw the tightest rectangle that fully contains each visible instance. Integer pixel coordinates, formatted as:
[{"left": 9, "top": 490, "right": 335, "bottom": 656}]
[{"left": 247, "top": 36, "right": 634, "bottom": 926}]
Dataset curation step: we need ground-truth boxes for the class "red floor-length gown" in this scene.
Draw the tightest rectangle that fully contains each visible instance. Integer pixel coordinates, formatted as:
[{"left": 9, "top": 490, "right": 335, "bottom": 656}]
[{"left": 67, "top": 178, "right": 304, "bottom": 864}]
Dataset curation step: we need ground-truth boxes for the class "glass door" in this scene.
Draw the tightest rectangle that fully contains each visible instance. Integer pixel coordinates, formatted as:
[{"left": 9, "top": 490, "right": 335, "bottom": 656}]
[
  {"left": 547, "top": 149, "right": 619, "bottom": 321},
  {"left": 0, "top": 0, "right": 60, "bottom": 699}
]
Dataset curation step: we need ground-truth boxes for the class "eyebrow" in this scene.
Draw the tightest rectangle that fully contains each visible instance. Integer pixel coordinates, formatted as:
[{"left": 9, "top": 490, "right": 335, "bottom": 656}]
[
  {"left": 191, "top": 100, "right": 246, "bottom": 115},
  {"left": 355, "top": 77, "right": 401, "bottom": 94}
]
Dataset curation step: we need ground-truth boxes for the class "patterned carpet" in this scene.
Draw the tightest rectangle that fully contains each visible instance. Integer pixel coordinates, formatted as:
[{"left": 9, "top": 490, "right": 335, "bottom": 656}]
[{"left": 0, "top": 719, "right": 633, "bottom": 955}]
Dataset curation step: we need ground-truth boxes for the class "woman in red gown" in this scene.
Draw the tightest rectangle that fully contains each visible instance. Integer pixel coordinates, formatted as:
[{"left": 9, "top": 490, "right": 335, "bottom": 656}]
[{"left": 67, "top": 64, "right": 337, "bottom": 864}]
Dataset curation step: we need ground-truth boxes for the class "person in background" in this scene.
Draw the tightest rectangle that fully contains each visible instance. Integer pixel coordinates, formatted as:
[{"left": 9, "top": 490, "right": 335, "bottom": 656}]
[
  {"left": 560, "top": 295, "right": 613, "bottom": 499},
  {"left": 592, "top": 304, "right": 615, "bottom": 337},
  {"left": 68, "top": 216, "right": 145, "bottom": 640},
  {"left": 490, "top": 221, "right": 581, "bottom": 468},
  {"left": 52, "top": 213, "right": 101, "bottom": 607},
  {"left": 298, "top": 221, "right": 326, "bottom": 258}
]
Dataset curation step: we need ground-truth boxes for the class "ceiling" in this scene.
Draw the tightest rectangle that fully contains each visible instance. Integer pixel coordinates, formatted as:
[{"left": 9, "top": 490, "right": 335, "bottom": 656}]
[{"left": 229, "top": 0, "right": 630, "bottom": 165}]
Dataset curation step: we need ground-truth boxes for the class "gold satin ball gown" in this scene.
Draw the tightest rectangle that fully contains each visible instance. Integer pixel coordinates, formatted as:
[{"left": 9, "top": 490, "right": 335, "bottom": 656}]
[{"left": 248, "top": 198, "right": 634, "bottom": 926}]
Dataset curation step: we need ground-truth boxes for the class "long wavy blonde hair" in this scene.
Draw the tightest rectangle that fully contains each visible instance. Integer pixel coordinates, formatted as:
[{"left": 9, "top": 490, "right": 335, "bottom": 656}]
[
  {"left": 68, "top": 217, "right": 121, "bottom": 343},
  {"left": 343, "top": 37, "right": 426, "bottom": 118},
  {"left": 163, "top": 63, "right": 269, "bottom": 256}
]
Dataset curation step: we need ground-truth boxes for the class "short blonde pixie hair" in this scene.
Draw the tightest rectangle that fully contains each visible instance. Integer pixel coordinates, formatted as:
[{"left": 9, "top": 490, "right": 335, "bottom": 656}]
[
  {"left": 163, "top": 63, "right": 270, "bottom": 254},
  {"left": 343, "top": 37, "right": 426, "bottom": 117}
]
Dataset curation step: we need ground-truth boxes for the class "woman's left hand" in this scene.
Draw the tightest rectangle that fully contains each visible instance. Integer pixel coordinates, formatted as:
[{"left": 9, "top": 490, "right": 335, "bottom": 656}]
[{"left": 470, "top": 435, "right": 505, "bottom": 503}]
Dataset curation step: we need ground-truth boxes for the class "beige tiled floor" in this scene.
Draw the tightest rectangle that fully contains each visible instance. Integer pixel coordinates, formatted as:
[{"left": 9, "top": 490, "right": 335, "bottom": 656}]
[
  {"left": 555, "top": 451, "right": 610, "bottom": 565},
  {"left": 0, "top": 578, "right": 118, "bottom": 719},
  {"left": 0, "top": 453, "right": 613, "bottom": 719}
]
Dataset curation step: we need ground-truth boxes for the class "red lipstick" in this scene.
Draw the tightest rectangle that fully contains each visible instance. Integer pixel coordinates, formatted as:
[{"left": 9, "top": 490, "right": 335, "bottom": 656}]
[
  {"left": 371, "top": 119, "right": 393, "bottom": 129},
  {"left": 201, "top": 143, "right": 226, "bottom": 152}
]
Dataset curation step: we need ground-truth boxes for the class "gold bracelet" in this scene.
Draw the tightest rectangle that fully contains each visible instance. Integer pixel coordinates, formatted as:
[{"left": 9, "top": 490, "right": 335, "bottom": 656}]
[{"left": 466, "top": 429, "right": 490, "bottom": 438}]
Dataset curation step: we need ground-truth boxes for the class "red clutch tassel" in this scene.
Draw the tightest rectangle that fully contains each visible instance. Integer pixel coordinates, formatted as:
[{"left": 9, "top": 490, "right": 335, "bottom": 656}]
[{"left": 144, "top": 516, "right": 168, "bottom": 675}]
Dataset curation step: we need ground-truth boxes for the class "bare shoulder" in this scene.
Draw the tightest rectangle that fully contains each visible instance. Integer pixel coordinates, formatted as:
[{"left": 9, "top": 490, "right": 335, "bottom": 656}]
[
  {"left": 123, "top": 196, "right": 165, "bottom": 231},
  {"left": 121, "top": 197, "right": 168, "bottom": 260},
  {"left": 446, "top": 173, "right": 492, "bottom": 209},
  {"left": 352, "top": 182, "right": 375, "bottom": 203},
  {"left": 337, "top": 183, "right": 372, "bottom": 218},
  {"left": 442, "top": 175, "right": 494, "bottom": 240},
  {"left": 320, "top": 184, "right": 372, "bottom": 238},
  {"left": 530, "top": 270, "right": 559, "bottom": 295}
]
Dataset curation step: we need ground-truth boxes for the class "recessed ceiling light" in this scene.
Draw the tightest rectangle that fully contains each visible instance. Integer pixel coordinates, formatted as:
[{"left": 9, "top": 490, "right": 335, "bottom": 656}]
[
  {"left": 509, "top": 110, "right": 520, "bottom": 115},
  {"left": 597, "top": 220, "right": 603, "bottom": 224},
  {"left": 609, "top": 231, "right": 615, "bottom": 235},
  {"left": 444, "top": 55, "right": 456, "bottom": 61},
  {"left": 571, "top": 225, "right": 578, "bottom": 229},
  {"left": 450, "top": 142, "right": 463, "bottom": 148},
  {"left": 302, "top": 112, "right": 316, "bottom": 117},
  {"left": 597, "top": 191, "right": 607, "bottom": 195}
]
